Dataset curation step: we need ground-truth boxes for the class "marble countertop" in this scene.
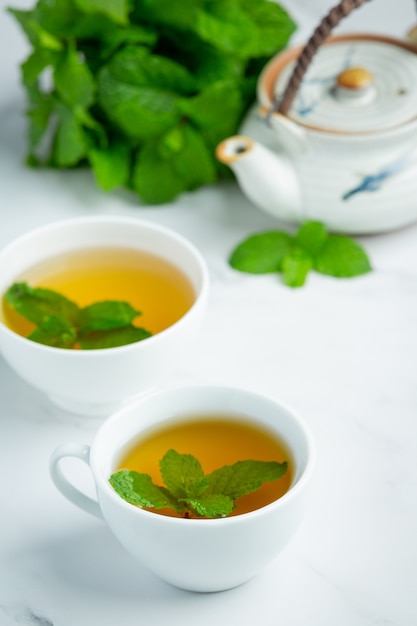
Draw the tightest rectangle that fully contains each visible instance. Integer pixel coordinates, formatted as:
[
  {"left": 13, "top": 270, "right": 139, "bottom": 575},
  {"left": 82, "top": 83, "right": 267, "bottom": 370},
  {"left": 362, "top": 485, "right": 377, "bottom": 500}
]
[{"left": 1, "top": 1, "right": 417, "bottom": 624}]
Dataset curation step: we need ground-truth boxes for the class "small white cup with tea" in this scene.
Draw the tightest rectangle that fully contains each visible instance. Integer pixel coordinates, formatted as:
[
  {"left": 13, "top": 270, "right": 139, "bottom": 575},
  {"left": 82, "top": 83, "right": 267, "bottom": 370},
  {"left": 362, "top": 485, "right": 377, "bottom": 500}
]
[
  {"left": 0, "top": 216, "right": 208, "bottom": 415},
  {"left": 50, "top": 385, "right": 315, "bottom": 592}
]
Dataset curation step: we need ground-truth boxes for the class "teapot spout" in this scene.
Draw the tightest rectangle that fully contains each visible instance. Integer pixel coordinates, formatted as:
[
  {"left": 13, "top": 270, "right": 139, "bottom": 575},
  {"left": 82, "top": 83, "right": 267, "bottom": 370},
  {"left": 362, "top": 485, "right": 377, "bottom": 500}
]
[{"left": 216, "top": 136, "right": 302, "bottom": 223}]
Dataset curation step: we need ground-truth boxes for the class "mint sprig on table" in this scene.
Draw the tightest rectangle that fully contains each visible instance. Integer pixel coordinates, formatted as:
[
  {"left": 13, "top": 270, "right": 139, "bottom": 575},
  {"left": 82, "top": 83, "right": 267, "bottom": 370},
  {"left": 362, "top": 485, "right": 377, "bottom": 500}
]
[
  {"left": 110, "top": 449, "right": 287, "bottom": 519},
  {"left": 8, "top": 0, "right": 295, "bottom": 204},
  {"left": 5, "top": 282, "right": 151, "bottom": 349},
  {"left": 229, "top": 221, "right": 372, "bottom": 288}
]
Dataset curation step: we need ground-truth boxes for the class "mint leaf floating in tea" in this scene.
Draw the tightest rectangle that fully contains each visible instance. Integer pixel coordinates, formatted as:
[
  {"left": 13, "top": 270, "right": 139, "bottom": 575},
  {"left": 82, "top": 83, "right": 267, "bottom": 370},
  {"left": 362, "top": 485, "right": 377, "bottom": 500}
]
[
  {"left": 29, "top": 315, "right": 78, "bottom": 349},
  {"left": 5, "top": 282, "right": 80, "bottom": 326},
  {"left": 110, "top": 449, "right": 287, "bottom": 519},
  {"left": 78, "top": 325, "right": 151, "bottom": 350},
  {"left": 4, "top": 282, "right": 152, "bottom": 349},
  {"left": 78, "top": 301, "right": 141, "bottom": 332},
  {"left": 229, "top": 221, "right": 372, "bottom": 288}
]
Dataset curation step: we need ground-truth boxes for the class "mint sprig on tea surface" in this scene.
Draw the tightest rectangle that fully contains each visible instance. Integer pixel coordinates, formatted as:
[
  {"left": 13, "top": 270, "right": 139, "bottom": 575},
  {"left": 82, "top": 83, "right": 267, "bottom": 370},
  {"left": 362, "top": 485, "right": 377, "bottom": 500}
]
[
  {"left": 110, "top": 449, "right": 287, "bottom": 519},
  {"left": 229, "top": 221, "right": 372, "bottom": 288},
  {"left": 4, "top": 282, "right": 152, "bottom": 349}
]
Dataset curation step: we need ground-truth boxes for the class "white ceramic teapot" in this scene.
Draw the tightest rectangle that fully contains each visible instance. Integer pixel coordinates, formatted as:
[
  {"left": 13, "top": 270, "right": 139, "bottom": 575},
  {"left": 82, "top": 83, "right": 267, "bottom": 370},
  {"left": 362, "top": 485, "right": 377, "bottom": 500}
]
[{"left": 216, "top": 0, "right": 417, "bottom": 234}]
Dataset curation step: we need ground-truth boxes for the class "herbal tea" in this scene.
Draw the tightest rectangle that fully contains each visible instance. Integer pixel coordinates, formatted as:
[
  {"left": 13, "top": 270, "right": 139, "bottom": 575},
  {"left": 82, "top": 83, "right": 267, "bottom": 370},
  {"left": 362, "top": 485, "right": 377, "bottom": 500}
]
[
  {"left": 112, "top": 414, "right": 293, "bottom": 518},
  {"left": 2, "top": 246, "right": 195, "bottom": 343}
]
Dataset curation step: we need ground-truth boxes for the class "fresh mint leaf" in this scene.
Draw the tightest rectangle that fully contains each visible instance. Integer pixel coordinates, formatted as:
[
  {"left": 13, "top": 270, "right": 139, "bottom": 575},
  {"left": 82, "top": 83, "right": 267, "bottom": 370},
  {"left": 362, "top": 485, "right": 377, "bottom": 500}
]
[
  {"left": 28, "top": 316, "right": 77, "bottom": 348},
  {"left": 8, "top": 8, "right": 63, "bottom": 50},
  {"left": 206, "top": 459, "right": 287, "bottom": 500},
  {"left": 105, "top": 46, "right": 196, "bottom": 95},
  {"left": 78, "top": 325, "right": 151, "bottom": 349},
  {"left": 110, "top": 449, "right": 288, "bottom": 518},
  {"left": 282, "top": 249, "right": 312, "bottom": 288},
  {"left": 11, "top": 0, "right": 296, "bottom": 203},
  {"left": 159, "top": 450, "right": 207, "bottom": 500},
  {"left": 314, "top": 236, "right": 372, "bottom": 278},
  {"left": 110, "top": 470, "right": 185, "bottom": 511},
  {"left": 229, "top": 231, "right": 294, "bottom": 274},
  {"left": 165, "top": 124, "right": 216, "bottom": 190},
  {"left": 88, "top": 141, "right": 131, "bottom": 191},
  {"left": 238, "top": 0, "right": 297, "bottom": 57},
  {"left": 185, "top": 494, "right": 234, "bottom": 518},
  {"left": 5, "top": 282, "right": 80, "bottom": 326},
  {"left": 99, "top": 25, "right": 157, "bottom": 60},
  {"left": 295, "top": 221, "right": 328, "bottom": 257},
  {"left": 131, "top": 141, "right": 186, "bottom": 204},
  {"left": 21, "top": 49, "right": 60, "bottom": 86},
  {"left": 132, "top": 0, "right": 204, "bottom": 30},
  {"left": 195, "top": 2, "right": 258, "bottom": 59},
  {"left": 97, "top": 67, "right": 181, "bottom": 140},
  {"left": 54, "top": 47, "right": 96, "bottom": 110},
  {"left": 74, "top": 0, "right": 129, "bottom": 25},
  {"left": 177, "top": 79, "right": 243, "bottom": 132},
  {"left": 78, "top": 301, "right": 141, "bottom": 332},
  {"left": 52, "top": 102, "right": 87, "bottom": 167}
]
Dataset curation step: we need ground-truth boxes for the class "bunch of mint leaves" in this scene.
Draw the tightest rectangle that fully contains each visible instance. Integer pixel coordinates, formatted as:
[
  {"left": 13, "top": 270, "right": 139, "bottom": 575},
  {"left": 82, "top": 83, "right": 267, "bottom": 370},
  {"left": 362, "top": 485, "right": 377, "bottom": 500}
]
[
  {"left": 110, "top": 449, "right": 287, "bottom": 518},
  {"left": 229, "top": 221, "right": 372, "bottom": 287},
  {"left": 9, "top": 0, "right": 296, "bottom": 204},
  {"left": 5, "top": 282, "right": 152, "bottom": 349}
]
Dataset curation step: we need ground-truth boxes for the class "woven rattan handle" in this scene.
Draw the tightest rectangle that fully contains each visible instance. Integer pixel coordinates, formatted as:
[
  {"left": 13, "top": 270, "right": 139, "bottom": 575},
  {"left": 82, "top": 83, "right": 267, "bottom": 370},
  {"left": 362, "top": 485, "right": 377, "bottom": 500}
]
[{"left": 277, "top": 0, "right": 372, "bottom": 116}]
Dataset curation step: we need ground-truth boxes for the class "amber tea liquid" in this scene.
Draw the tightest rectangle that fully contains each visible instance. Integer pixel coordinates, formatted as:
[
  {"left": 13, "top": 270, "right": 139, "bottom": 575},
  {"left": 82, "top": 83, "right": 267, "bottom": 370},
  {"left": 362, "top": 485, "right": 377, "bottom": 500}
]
[
  {"left": 116, "top": 414, "right": 293, "bottom": 518},
  {"left": 2, "top": 246, "right": 195, "bottom": 339}
]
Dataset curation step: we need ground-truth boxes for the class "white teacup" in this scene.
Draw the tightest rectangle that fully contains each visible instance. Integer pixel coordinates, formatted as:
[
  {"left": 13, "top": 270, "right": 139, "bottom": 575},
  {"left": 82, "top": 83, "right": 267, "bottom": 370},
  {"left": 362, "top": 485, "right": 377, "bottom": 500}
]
[
  {"left": 50, "top": 385, "right": 315, "bottom": 592},
  {"left": 0, "top": 217, "right": 208, "bottom": 416}
]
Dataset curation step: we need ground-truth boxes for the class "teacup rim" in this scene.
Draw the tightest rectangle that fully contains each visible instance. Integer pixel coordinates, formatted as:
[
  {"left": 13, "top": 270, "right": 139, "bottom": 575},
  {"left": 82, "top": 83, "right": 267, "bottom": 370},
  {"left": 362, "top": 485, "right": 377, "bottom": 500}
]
[
  {"left": 0, "top": 215, "right": 209, "bottom": 356},
  {"left": 91, "top": 383, "right": 316, "bottom": 525}
]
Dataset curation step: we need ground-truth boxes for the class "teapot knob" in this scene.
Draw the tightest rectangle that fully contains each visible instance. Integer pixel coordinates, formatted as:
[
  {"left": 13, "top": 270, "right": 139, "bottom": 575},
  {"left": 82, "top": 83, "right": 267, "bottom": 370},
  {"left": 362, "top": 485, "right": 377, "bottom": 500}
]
[{"left": 334, "top": 66, "right": 375, "bottom": 105}]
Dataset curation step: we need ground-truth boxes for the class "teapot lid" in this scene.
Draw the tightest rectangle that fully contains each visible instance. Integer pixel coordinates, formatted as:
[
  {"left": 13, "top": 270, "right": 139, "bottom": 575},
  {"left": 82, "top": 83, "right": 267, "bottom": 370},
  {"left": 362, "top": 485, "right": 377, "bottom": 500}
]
[{"left": 262, "top": 34, "right": 417, "bottom": 134}]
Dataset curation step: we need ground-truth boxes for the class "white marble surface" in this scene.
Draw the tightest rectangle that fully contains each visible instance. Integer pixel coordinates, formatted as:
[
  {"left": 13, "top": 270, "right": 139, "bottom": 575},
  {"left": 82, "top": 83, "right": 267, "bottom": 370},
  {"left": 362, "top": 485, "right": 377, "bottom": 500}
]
[{"left": 1, "top": 1, "right": 417, "bottom": 624}]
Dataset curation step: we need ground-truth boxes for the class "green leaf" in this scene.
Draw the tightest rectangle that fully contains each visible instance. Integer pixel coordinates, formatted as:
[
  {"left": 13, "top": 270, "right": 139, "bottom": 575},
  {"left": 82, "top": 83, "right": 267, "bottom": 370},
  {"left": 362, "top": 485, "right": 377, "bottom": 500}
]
[
  {"left": 78, "top": 301, "right": 140, "bottom": 332},
  {"left": 229, "top": 231, "right": 294, "bottom": 274},
  {"left": 74, "top": 0, "right": 129, "bottom": 25},
  {"left": 295, "top": 221, "right": 328, "bottom": 257},
  {"left": 98, "top": 25, "right": 157, "bottom": 60},
  {"left": 131, "top": 141, "right": 186, "bottom": 204},
  {"left": 195, "top": 2, "right": 258, "bottom": 59},
  {"left": 78, "top": 325, "right": 151, "bottom": 349},
  {"left": 110, "top": 470, "right": 184, "bottom": 511},
  {"left": 54, "top": 47, "right": 96, "bottom": 110},
  {"left": 132, "top": 0, "right": 204, "bottom": 30},
  {"left": 25, "top": 86, "right": 54, "bottom": 157},
  {"left": 52, "top": 102, "right": 87, "bottom": 167},
  {"left": 314, "top": 236, "right": 372, "bottom": 278},
  {"left": 159, "top": 450, "right": 207, "bottom": 500},
  {"left": 8, "top": 8, "right": 63, "bottom": 50},
  {"left": 282, "top": 249, "right": 313, "bottom": 288},
  {"left": 105, "top": 46, "right": 196, "bottom": 95},
  {"left": 178, "top": 79, "right": 243, "bottom": 132},
  {"left": 186, "top": 493, "right": 234, "bottom": 518},
  {"left": 237, "top": 0, "right": 297, "bottom": 57},
  {"left": 28, "top": 316, "right": 77, "bottom": 348},
  {"left": 21, "top": 49, "right": 60, "bottom": 86},
  {"left": 88, "top": 141, "right": 131, "bottom": 191},
  {"left": 4, "top": 282, "right": 80, "bottom": 326},
  {"left": 166, "top": 124, "right": 217, "bottom": 190},
  {"left": 97, "top": 67, "right": 181, "bottom": 140},
  {"left": 33, "top": 0, "right": 114, "bottom": 39},
  {"left": 206, "top": 460, "right": 287, "bottom": 500}
]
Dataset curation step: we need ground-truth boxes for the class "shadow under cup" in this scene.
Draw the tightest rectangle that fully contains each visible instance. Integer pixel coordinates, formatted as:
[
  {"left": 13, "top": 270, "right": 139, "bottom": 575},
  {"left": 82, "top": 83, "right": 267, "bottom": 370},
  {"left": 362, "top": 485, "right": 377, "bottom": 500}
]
[
  {"left": 51, "top": 385, "right": 315, "bottom": 592},
  {"left": 0, "top": 217, "right": 209, "bottom": 416}
]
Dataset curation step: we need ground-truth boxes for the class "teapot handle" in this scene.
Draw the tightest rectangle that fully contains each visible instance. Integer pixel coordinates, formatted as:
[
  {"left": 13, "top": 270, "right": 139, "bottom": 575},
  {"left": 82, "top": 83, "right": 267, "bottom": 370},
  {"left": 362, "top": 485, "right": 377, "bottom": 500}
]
[{"left": 277, "top": 0, "right": 372, "bottom": 116}]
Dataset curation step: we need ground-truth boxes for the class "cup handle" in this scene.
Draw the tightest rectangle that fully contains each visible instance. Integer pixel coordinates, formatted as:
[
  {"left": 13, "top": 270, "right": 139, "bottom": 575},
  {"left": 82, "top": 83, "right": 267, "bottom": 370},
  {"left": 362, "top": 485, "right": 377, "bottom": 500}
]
[{"left": 50, "top": 443, "right": 103, "bottom": 519}]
